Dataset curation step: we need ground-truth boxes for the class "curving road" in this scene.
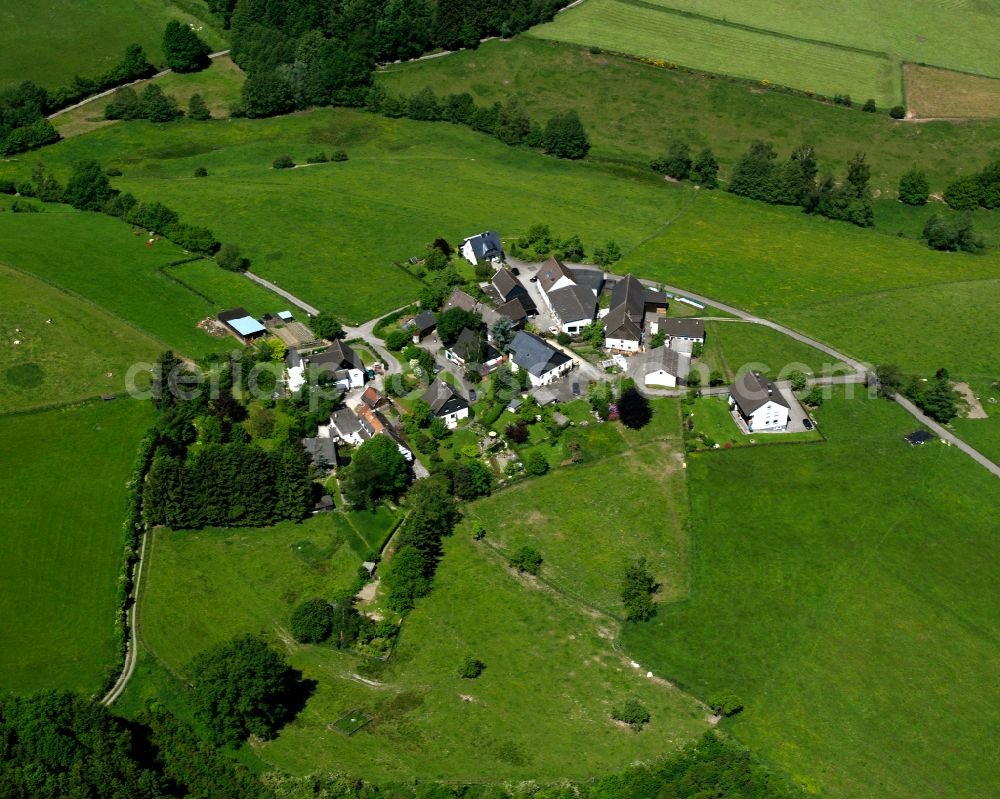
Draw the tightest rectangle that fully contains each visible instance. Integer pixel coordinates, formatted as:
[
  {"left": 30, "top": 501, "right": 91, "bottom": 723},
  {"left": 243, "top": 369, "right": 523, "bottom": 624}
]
[
  {"left": 48, "top": 50, "right": 232, "bottom": 120},
  {"left": 101, "top": 529, "right": 150, "bottom": 706}
]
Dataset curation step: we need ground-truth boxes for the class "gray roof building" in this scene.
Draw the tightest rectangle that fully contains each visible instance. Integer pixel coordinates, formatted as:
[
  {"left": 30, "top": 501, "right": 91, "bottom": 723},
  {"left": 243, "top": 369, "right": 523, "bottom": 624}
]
[
  {"left": 443, "top": 288, "right": 479, "bottom": 313},
  {"left": 411, "top": 310, "right": 437, "bottom": 337},
  {"left": 307, "top": 340, "right": 364, "bottom": 374},
  {"left": 301, "top": 436, "right": 337, "bottom": 468},
  {"left": 422, "top": 379, "right": 470, "bottom": 418},
  {"left": 549, "top": 284, "right": 598, "bottom": 324},
  {"left": 537, "top": 256, "right": 576, "bottom": 294},
  {"left": 461, "top": 231, "right": 503, "bottom": 264},
  {"left": 491, "top": 266, "right": 537, "bottom": 314},
  {"left": 510, "top": 331, "right": 572, "bottom": 378},
  {"left": 570, "top": 266, "right": 605, "bottom": 296},
  {"left": 729, "top": 371, "right": 789, "bottom": 416},
  {"left": 635, "top": 345, "right": 688, "bottom": 378},
  {"left": 449, "top": 327, "right": 501, "bottom": 364},
  {"left": 661, "top": 318, "right": 705, "bottom": 341},
  {"left": 330, "top": 407, "right": 368, "bottom": 440}
]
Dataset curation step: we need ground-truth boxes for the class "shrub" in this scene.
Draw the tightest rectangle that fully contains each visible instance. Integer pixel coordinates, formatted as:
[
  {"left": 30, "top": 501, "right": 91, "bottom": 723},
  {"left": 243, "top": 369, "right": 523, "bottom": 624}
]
[
  {"left": 194, "top": 166, "right": 208, "bottom": 177},
  {"left": 384, "top": 329, "right": 410, "bottom": 351},
  {"left": 943, "top": 175, "right": 981, "bottom": 211},
  {"left": 889, "top": 105, "right": 906, "bottom": 119},
  {"left": 708, "top": 691, "right": 744, "bottom": 717},
  {"left": 523, "top": 450, "right": 548, "bottom": 476},
  {"left": 556, "top": 332, "right": 572, "bottom": 346},
  {"left": 306, "top": 151, "right": 328, "bottom": 164},
  {"left": 613, "top": 699, "right": 651, "bottom": 730},
  {"left": 331, "top": 149, "right": 349, "bottom": 161},
  {"left": 106, "top": 167, "right": 123, "bottom": 177},
  {"left": 621, "top": 558, "right": 657, "bottom": 622},
  {"left": 470, "top": 521, "right": 486, "bottom": 540},
  {"left": 162, "top": 19, "right": 211, "bottom": 73},
  {"left": 187, "top": 93, "right": 211, "bottom": 120},
  {"left": 216, "top": 242, "right": 248, "bottom": 272},
  {"left": 505, "top": 421, "right": 529, "bottom": 444},
  {"left": 862, "top": 98, "right": 877, "bottom": 113},
  {"left": 508, "top": 545, "right": 542, "bottom": 575},
  {"left": 272, "top": 154, "right": 295, "bottom": 169},
  {"left": 803, "top": 387, "right": 824, "bottom": 407},
  {"left": 458, "top": 654, "right": 485, "bottom": 678},
  {"left": 789, "top": 370, "right": 808, "bottom": 391},
  {"left": 542, "top": 109, "right": 590, "bottom": 159},
  {"left": 290, "top": 598, "right": 333, "bottom": 643},
  {"left": 898, "top": 168, "right": 929, "bottom": 206}
]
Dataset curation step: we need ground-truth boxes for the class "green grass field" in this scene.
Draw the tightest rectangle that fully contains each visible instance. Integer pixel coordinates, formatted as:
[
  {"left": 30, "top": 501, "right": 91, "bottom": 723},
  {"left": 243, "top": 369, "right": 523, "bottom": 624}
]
[
  {"left": 127, "top": 504, "right": 707, "bottom": 780},
  {"left": 531, "top": 0, "right": 899, "bottom": 106},
  {"left": 378, "top": 38, "right": 1000, "bottom": 193},
  {"left": 0, "top": 399, "right": 154, "bottom": 695},
  {"left": 620, "top": 190, "right": 1000, "bottom": 380},
  {"left": 620, "top": 389, "right": 1000, "bottom": 798},
  {"left": 705, "top": 321, "right": 847, "bottom": 381},
  {"left": 467, "top": 436, "right": 688, "bottom": 615},
  {"left": 1, "top": 109, "right": 689, "bottom": 323},
  {"left": 0, "top": 203, "right": 267, "bottom": 358},
  {"left": 0, "top": 263, "right": 162, "bottom": 412},
  {"left": 0, "top": 0, "right": 225, "bottom": 89},
  {"left": 630, "top": 0, "right": 1000, "bottom": 82}
]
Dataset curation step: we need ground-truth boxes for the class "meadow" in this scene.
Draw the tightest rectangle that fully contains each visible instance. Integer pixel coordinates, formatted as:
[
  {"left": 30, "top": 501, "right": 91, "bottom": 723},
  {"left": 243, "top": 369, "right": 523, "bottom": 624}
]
[
  {"left": 620, "top": 190, "right": 1000, "bottom": 379},
  {"left": 2, "top": 110, "right": 689, "bottom": 323},
  {"left": 126, "top": 505, "right": 707, "bottom": 781},
  {"left": 0, "top": 0, "right": 225, "bottom": 90},
  {"left": 0, "top": 203, "right": 266, "bottom": 358},
  {"left": 0, "top": 399, "right": 154, "bottom": 695},
  {"left": 703, "top": 321, "right": 847, "bottom": 381},
  {"left": 378, "top": 38, "right": 1000, "bottom": 192},
  {"left": 531, "top": 0, "right": 900, "bottom": 106},
  {"left": 904, "top": 64, "right": 1000, "bottom": 119},
  {"left": 621, "top": 388, "right": 1000, "bottom": 798},
  {"left": 0, "top": 262, "right": 162, "bottom": 412}
]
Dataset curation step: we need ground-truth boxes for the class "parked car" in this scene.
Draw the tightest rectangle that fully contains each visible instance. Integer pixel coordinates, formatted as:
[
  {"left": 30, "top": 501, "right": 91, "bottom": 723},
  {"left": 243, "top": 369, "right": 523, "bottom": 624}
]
[
  {"left": 548, "top": 326, "right": 559, "bottom": 335},
  {"left": 529, "top": 275, "right": 538, "bottom": 282},
  {"left": 469, "top": 389, "right": 477, "bottom": 402},
  {"left": 510, "top": 267, "right": 520, "bottom": 276},
  {"left": 572, "top": 382, "right": 581, "bottom": 397},
  {"left": 803, "top": 418, "right": 814, "bottom": 430}
]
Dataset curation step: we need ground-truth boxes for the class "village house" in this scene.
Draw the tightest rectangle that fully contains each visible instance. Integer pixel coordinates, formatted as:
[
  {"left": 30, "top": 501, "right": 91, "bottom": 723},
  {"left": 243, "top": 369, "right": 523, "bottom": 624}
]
[
  {"left": 488, "top": 266, "right": 537, "bottom": 316},
  {"left": 408, "top": 310, "right": 437, "bottom": 343},
  {"left": 360, "top": 385, "right": 390, "bottom": 412},
  {"left": 729, "top": 371, "right": 790, "bottom": 432},
  {"left": 329, "top": 407, "right": 370, "bottom": 446},
  {"left": 460, "top": 230, "right": 504, "bottom": 266},
  {"left": 422, "top": 379, "right": 470, "bottom": 428},
  {"left": 301, "top": 436, "right": 337, "bottom": 471},
  {"left": 536, "top": 256, "right": 603, "bottom": 334},
  {"left": 659, "top": 317, "right": 706, "bottom": 344},
  {"left": 358, "top": 406, "right": 413, "bottom": 462},
  {"left": 445, "top": 327, "right": 506, "bottom": 374},
  {"left": 304, "top": 340, "right": 366, "bottom": 391},
  {"left": 634, "top": 345, "right": 690, "bottom": 388},
  {"left": 509, "top": 330, "right": 574, "bottom": 387}
]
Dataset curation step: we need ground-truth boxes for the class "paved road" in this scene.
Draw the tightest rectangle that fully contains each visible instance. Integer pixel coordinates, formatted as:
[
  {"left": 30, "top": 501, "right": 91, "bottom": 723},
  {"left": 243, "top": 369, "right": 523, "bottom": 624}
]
[
  {"left": 893, "top": 393, "right": 1000, "bottom": 478},
  {"left": 244, "top": 270, "right": 321, "bottom": 317},
  {"left": 343, "top": 308, "right": 411, "bottom": 375},
  {"left": 48, "top": 50, "right": 232, "bottom": 119}
]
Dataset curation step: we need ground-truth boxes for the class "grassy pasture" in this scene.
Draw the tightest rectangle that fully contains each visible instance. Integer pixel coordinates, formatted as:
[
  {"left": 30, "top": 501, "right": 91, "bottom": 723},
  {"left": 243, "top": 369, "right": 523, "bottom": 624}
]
[
  {"left": 621, "top": 190, "right": 1000, "bottom": 378},
  {"left": 0, "top": 263, "right": 162, "bottom": 412},
  {"left": 4, "top": 109, "right": 688, "bottom": 323},
  {"left": 531, "top": 0, "right": 900, "bottom": 106},
  {"left": 0, "top": 399, "right": 154, "bottom": 695},
  {"left": 378, "top": 38, "right": 1000, "bottom": 193},
  {"left": 0, "top": 204, "right": 253, "bottom": 358},
  {"left": 633, "top": 0, "right": 1000, "bottom": 82},
  {"left": 0, "top": 0, "right": 225, "bottom": 90},
  {"left": 53, "top": 56, "right": 246, "bottom": 140},
  {"left": 904, "top": 64, "right": 1000, "bottom": 119},
  {"left": 621, "top": 388, "right": 1000, "bottom": 798},
  {"left": 705, "top": 321, "right": 847, "bottom": 381},
  {"left": 467, "top": 436, "right": 689, "bottom": 615},
  {"left": 128, "top": 505, "right": 706, "bottom": 780}
]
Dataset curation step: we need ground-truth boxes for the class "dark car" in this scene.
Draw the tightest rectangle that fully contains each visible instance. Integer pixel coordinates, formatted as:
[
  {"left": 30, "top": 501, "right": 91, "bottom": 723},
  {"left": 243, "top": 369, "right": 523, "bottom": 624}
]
[
  {"left": 529, "top": 275, "right": 538, "bottom": 282},
  {"left": 468, "top": 389, "right": 478, "bottom": 403},
  {"left": 572, "top": 382, "right": 581, "bottom": 397},
  {"left": 510, "top": 267, "right": 520, "bottom": 276},
  {"left": 803, "top": 418, "right": 814, "bottom": 430}
]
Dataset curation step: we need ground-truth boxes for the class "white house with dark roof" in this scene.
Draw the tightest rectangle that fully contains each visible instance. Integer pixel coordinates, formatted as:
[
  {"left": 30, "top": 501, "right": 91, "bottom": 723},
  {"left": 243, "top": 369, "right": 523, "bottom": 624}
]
[
  {"left": 422, "top": 379, "right": 470, "bottom": 429},
  {"left": 634, "top": 346, "right": 690, "bottom": 388},
  {"left": 460, "top": 231, "right": 504, "bottom": 266},
  {"left": 445, "top": 327, "right": 506, "bottom": 374},
  {"left": 305, "top": 340, "right": 366, "bottom": 391},
  {"left": 728, "top": 371, "right": 789, "bottom": 432},
  {"left": 660, "top": 317, "right": 705, "bottom": 344},
  {"left": 509, "top": 330, "right": 574, "bottom": 387},
  {"left": 536, "top": 257, "right": 602, "bottom": 335},
  {"left": 329, "top": 407, "right": 370, "bottom": 446},
  {"left": 603, "top": 274, "right": 645, "bottom": 352}
]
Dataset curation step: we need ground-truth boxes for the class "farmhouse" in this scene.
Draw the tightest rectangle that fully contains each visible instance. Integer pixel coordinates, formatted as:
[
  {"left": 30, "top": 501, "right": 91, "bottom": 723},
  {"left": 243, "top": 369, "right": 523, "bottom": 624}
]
[
  {"left": 489, "top": 266, "right": 537, "bottom": 316},
  {"left": 729, "top": 371, "right": 789, "bottom": 432},
  {"left": 301, "top": 436, "right": 337, "bottom": 470},
  {"left": 445, "top": 327, "right": 505, "bottom": 373},
  {"left": 422, "top": 379, "right": 470, "bottom": 428},
  {"left": 358, "top": 406, "right": 413, "bottom": 461},
  {"left": 509, "top": 330, "right": 574, "bottom": 386},
  {"left": 460, "top": 230, "right": 504, "bottom": 266},
  {"left": 634, "top": 346, "right": 690, "bottom": 388},
  {"left": 305, "top": 340, "right": 366, "bottom": 391},
  {"left": 409, "top": 310, "right": 437, "bottom": 343},
  {"left": 217, "top": 307, "right": 266, "bottom": 344},
  {"left": 537, "top": 256, "right": 602, "bottom": 334},
  {"left": 443, "top": 288, "right": 479, "bottom": 313},
  {"left": 659, "top": 317, "right": 706, "bottom": 344}
]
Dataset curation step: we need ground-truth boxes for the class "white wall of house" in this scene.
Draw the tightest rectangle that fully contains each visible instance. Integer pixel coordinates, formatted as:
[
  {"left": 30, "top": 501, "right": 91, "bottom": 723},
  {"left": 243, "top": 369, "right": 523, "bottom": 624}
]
[
  {"left": 606, "top": 335, "right": 640, "bottom": 353},
  {"left": 518, "top": 360, "right": 573, "bottom": 387},
  {"left": 729, "top": 397, "right": 789, "bottom": 431},
  {"left": 440, "top": 407, "right": 470, "bottom": 429},
  {"left": 559, "top": 316, "right": 593, "bottom": 335},
  {"left": 644, "top": 369, "right": 678, "bottom": 388},
  {"left": 460, "top": 240, "right": 477, "bottom": 265}
]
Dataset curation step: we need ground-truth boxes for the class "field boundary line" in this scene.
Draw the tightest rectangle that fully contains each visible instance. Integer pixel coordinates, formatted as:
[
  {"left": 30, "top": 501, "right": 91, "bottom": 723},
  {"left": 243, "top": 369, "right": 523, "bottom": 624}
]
[
  {"left": 610, "top": 0, "right": 894, "bottom": 61},
  {"left": 157, "top": 257, "right": 218, "bottom": 304}
]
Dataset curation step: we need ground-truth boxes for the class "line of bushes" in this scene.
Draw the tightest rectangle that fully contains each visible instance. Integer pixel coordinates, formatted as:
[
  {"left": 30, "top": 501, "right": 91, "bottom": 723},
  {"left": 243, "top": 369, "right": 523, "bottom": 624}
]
[{"left": 98, "top": 426, "right": 158, "bottom": 698}]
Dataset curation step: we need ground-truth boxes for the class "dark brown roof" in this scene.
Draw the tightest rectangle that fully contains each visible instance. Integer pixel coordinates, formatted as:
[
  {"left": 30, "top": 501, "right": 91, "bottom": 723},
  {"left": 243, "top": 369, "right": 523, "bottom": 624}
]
[
  {"left": 603, "top": 304, "right": 642, "bottom": 342},
  {"left": 443, "top": 288, "right": 478, "bottom": 313},
  {"left": 729, "top": 371, "right": 789, "bottom": 415},
  {"left": 217, "top": 306, "right": 252, "bottom": 323},
  {"left": 492, "top": 266, "right": 520, "bottom": 299},
  {"left": 662, "top": 318, "right": 705, "bottom": 339},
  {"left": 537, "top": 256, "right": 574, "bottom": 294},
  {"left": 495, "top": 297, "right": 528, "bottom": 323},
  {"left": 421, "top": 379, "right": 469, "bottom": 416},
  {"left": 309, "top": 340, "right": 364, "bottom": 372},
  {"left": 610, "top": 274, "right": 645, "bottom": 317}
]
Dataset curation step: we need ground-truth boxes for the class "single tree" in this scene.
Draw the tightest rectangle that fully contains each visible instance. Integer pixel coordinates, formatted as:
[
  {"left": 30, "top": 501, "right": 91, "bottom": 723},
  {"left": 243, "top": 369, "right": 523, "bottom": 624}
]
[
  {"left": 312, "top": 312, "right": 344, "bottom": 340},
  {"left": 495, "top": 98, "right": 531, "bottom": 146},
  {"left": 138, "top": 84, "right": 180, "bottom": 122},
  {"left": 509, "top": 545, "right": 542, "bottom": 574},
  {"left": 342, "top": 435, "right": 409, "bottom": 508},
  {"left": 617, "top": 386, "right": 652, "bottom": 429},
  {"left": 187, "top": 93, "right": 211, "bottom": 120},
  {"left": 289, "top": 598, "right": 333, "bottom": 643},
  {"left": 64, "top": 159, "right": 116, "bottom": 211},
  {"left": 875, "top": 363, "right": 904, "bottom": 397},
  {"left": 524, "top": 450, "right": 548, "bottom": 476},
  {"left": 621, "top": 557, "right": 658, "bottom": 621},
  {"left": 692, "top": 148, "right": 719, "bottom": 188},
  {"left": 162, "top": 20, "right": 211, "bottom": 73},
  {"left": 789, "top": 370, "right": 808, "bottom": 391},
  {"left": 542, "top": 109, "right": 590, "bottom": 159},
  {"left": 943, "top": 175, "right": 981, "bottom": 211},
  {"left": 436, "top": 307, "right": 482, "bottom": 347},
  {"left": 215, "top": 242, "right": 247, "bottom": 271},
  {"left": 898, "top": 168, "right": 929, "bottom": 205},
  {"left": 459, "top": 654, "right": 486, "bottom": 678},
  {"left": 613, "top": 698, "right": 651, "bottom": 730},
  {"left": 383, "top": 545, "right": 431, "bottom": 611}
]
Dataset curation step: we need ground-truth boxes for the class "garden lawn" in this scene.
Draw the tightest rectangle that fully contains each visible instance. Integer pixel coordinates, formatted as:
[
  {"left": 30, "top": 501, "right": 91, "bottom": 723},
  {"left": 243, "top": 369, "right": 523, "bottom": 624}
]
[
  {"left": 530, "top": 0, "right": 900, "bottom": 106},
  {"left": 622, "top": 389, "right": 1000, "bottom": 798},
  {"left": 0, "top": 204, "right": 251, "bottom": 357},
  {"left": 0, "top": 109, "right": 690, "bottom": 324},
  {"left": 378, "top": 37, "right": 1000, "bottom": 193},
  {"left": 0, "top": 0, "right": 225, "bottom": 90},
  {"left": 0, "top": 263, "right": 161, "bottom": 412},
  {"left": 467, "top": 437, "right": 688, "bottom": 614},
  {"left": 0, "top": 399, "right": 154, "bottom": 695},
  {"left": 621, "top": 190, "right": 1000, "bottom": 378}
]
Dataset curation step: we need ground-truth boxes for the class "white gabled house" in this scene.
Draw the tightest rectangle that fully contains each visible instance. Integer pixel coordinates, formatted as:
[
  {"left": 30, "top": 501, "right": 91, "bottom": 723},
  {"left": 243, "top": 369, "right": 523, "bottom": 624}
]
[
  {"left": 509, "top": 330, "right": 574, "bottom": 387},
  {"left": 304, "top": 340, "right": 366, "bottom": 391},
  {"left": 460, "top": 231, "right": 504, "bottom": 266},
  {"left": 536, "top": 256, "right": 602, "bottom": 335},
  {"left": 728, "top": 371, "right": 790, "bottom": 432},
  {"left": 634, "top": 346, "right": 690, "bottom": 388},
  {"left": 422, "top": 379, "right": 470, "bottom": 429}
]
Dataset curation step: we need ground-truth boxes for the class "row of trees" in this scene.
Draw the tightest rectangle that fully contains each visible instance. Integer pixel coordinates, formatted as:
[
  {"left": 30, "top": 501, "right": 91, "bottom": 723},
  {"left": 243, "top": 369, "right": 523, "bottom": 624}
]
[
  {"left": 729, "top": 141, "right": 875, "bottom": 227},
  {"left": 651, "top": 141, "right": 719, "bottom": 188},
  {"left": 105, "top": 84, "right": 212, "bottom": 122},
  {"left": 943, "top": 160, "right": 1000, "bottom": 212},
  {"left": 876, "top": 364, "right": 961, "bottom": 423}
]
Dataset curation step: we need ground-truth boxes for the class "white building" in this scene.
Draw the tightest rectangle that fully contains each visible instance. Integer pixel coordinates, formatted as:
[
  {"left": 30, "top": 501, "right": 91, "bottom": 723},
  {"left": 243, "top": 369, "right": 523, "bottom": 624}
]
[
  {"left": 728, "top": 371, "right": 790, "bottom": 432},
  {"left": 460, "top": 231, "right": 504, "bottom": 266},
  {"left": 422, "top": 379, "right": 470, "bottom": 429},
  {"left": 634, "top": 346, "right": 690, "bottom": 388},
  {"left": 509, "top": 330, "right": 574, "bottom": 387}
]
